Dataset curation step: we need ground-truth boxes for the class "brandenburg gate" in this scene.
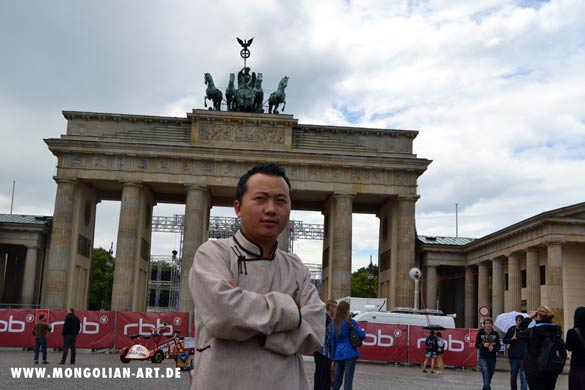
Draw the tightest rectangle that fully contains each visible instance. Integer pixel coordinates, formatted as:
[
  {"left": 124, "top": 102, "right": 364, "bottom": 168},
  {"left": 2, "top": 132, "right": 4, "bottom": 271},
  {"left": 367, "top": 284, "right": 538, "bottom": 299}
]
[{"left": 43, "top": 109, "right": 431, "bottom": 312}]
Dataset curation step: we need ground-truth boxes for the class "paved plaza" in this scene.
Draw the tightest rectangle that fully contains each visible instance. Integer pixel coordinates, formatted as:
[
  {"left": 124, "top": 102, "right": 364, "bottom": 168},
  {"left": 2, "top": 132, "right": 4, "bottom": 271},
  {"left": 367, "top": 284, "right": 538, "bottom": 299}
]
[{"left": 0, "top": 348, "right": 568, "bottom": 389}]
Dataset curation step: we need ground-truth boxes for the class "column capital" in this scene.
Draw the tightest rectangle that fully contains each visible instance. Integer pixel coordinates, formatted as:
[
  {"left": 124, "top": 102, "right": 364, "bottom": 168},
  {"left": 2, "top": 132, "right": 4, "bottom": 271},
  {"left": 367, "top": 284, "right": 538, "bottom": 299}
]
[
  {"left": 53, "top": 177, "right": 76, "bottom": 185},
  {"left": 397, "top": 195, "right": 420, "bottom": 202},
  {"left": 185, "top": 184, "right": 208, "bottom": 192},
  {"left": 332, "top": 193, "right": 355, "bottom": 199},
  {"left": 546, "top": 239, "right": 565, "bottom": 246},
  {"left": 507, "top": 251, "right": 523, "bottom": 258},
  {"left": 119, "top": 181, "right": 142, "bottom": 188},
  {"left": 492, "top": 257, "right": 505, "bottom": 264}
]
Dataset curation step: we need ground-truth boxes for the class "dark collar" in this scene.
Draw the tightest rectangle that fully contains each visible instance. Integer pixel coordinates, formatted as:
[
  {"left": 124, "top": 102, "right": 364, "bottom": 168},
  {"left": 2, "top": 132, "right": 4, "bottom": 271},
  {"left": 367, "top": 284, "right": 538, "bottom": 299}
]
[{"left": 233, "top": 230, "right": 277, "bottom": 260}]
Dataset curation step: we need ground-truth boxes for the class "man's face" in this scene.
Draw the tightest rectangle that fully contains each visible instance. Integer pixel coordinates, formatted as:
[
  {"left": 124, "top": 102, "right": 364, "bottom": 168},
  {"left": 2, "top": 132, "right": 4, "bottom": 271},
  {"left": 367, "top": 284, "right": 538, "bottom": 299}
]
[
  {"left": 234, "top": 173, "right": 291, "bottom": 249},
  {"left": 484, "top": 321, "right": 493, "bottom": 331},
  {"left": 516, "top": 317, "right": 523, "bottom": 327},
  {"left": 328, "top": 305, "right": 337, "bottom": 318}
]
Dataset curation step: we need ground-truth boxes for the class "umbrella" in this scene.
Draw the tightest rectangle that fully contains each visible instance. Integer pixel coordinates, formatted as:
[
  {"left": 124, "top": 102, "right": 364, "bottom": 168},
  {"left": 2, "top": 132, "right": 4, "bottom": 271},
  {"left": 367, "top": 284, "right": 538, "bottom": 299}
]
[
  {"left": 424, "top": 324, "right": 446, "bottom": 330},
  {"left": 494, "top": 311, "right": 534, "bottom": 332}
]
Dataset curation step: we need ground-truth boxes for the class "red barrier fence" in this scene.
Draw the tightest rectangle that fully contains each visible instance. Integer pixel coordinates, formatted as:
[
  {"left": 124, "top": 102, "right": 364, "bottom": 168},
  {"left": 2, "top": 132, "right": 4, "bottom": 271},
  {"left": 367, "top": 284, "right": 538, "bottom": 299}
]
[
  {"left": 0, "top": 309, "right": 477, "bottom": 367},
  {"left": 0, "top": 309, "right": 189, "bottom": 350},
  {"left": 356, "top": 322, "right": 477, "bottom": 367}
]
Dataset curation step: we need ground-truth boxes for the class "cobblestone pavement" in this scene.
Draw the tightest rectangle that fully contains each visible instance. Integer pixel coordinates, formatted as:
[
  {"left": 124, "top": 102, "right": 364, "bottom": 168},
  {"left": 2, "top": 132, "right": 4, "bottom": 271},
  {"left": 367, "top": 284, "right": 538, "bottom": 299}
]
[{"left": 0, "top": 348, "right": 568, "bottom": 389}]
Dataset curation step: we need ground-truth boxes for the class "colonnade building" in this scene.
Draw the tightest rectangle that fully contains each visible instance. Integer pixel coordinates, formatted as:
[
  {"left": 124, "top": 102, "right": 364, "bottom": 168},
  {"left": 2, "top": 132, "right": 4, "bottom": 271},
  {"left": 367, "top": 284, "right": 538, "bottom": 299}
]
[{"left": 420, "top": 202, "right": 585, "bottom": 330}]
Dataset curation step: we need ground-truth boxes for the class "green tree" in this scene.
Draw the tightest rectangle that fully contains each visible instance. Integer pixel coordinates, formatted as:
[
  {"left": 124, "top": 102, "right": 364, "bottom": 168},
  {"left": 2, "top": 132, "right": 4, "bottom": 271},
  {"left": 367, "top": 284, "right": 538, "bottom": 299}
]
[
  {"left": 351, "top": 263, "right": 379, "bottom": 298},
  {"left": 88, "top": 247, "right": 115, "bottom": 310}
]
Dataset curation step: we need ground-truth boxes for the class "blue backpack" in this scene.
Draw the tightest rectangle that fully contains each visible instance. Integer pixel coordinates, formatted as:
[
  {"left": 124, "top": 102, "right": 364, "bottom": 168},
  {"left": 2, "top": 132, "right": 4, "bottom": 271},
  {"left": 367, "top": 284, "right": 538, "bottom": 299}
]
[{"left": 425, "top": 336, "right": 437, "bottom": 352}]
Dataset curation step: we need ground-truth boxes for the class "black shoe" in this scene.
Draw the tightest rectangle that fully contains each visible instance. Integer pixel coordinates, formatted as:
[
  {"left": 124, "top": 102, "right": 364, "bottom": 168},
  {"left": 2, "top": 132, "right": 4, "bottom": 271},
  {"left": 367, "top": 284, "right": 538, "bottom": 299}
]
[
  {"left": 34, "top": 361, "right": 39, "bottom": 364},
  {"left": 42, "top": 361, "right": 49, "bottom": 364},
  {"left": 59, "top": 361, "right": 65, "bottom": 365},
  {"left": 70, "top": 362, "right": 75, "bottom": 364}
]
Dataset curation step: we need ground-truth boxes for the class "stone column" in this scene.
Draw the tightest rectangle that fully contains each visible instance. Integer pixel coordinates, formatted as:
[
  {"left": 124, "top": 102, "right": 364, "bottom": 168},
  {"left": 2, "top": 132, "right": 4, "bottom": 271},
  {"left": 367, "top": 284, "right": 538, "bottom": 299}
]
[
  {"left": 277, "top": 222, "right": 291, "bottom": 252},
  {"left": 21, "top": 246, "right": 39, "bottom": 305},
  {"left": 329, "top": 194, "right": 353, "bottom": 299},
  {"left": 395, "top": 196, "right": 417, "bottom": 308},
  {"left": 0, "top": 250, "right": 7, "bottom": 300},
  {"left": 465, "top": 265, "right": 477, "bottom": 328},
  {"left": 546, "top": 242, "right": 564, "bottom": 329},
  {"left": 111, "top": 182, "right": 142, "bottom": 311},
  {"left": 179, "top": 185, "right": 209, "bottom": 313},
  {"left": 492, "top": 258, "right": 504, "bottom": 319},
  {"left": 42, "top": 179, "right": 76, "bottom": 308},
  {"left": 478, "top": 261, "right": 490, "bottom": 318},
  {"left": 425, "top": 264, "right": 438, "bottom": 310},
  {"left": 508, "top": 252, "right": 522, "bottom": 312},
  {"left": 526, "top": 247, "right": 540, "bottom": 310}
]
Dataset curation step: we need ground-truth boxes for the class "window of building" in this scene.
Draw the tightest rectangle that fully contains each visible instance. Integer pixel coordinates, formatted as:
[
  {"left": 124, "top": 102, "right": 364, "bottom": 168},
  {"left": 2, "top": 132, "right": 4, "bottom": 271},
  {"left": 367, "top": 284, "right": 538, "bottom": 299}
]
[
  {"left": 521, "top": 270, "right": 527, "bottom": 288},
  {"left": 505, "top": 273, "right": 509, "bottom": 290},
  {"left": 540, "top": 265, "right": 546, "bottom": 285}
]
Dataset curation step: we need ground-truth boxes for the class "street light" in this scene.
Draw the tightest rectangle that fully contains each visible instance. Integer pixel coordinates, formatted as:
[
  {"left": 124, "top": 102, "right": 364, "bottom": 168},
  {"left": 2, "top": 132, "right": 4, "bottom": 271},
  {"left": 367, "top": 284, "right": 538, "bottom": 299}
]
[{"left": 102, "top": 242, "right": 114, "bottom": 310}]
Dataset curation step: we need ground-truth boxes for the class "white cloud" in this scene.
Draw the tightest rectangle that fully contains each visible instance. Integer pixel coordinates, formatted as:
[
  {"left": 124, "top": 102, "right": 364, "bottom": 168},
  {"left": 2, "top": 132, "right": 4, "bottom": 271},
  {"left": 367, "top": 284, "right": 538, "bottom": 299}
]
[{"left": 1, "top": 0, "right": 584, "bottom": 271}]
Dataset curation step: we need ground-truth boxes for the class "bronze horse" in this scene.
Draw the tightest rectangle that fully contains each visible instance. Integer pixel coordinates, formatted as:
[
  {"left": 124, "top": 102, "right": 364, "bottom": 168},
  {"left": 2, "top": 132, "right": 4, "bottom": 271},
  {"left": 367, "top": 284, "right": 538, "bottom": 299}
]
[
  {"left": 225, "top": 73, "right": 235, "bottom": 111},
  {"left": 269, "top": 76, "right": 288, "bottom": 114},
  {"left": 253, "top": 73, "right": 264, "bottom": 113},
  {"left": 204, "top": 73, "right": 223, "bottom": 111}
]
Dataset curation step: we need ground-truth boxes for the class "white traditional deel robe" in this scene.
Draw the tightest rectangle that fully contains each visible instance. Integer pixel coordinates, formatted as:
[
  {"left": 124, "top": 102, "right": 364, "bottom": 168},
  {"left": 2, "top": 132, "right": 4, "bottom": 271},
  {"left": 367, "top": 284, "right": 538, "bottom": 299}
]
[{"left": 189, "top": 230, "right": 325, "bottom": 390}]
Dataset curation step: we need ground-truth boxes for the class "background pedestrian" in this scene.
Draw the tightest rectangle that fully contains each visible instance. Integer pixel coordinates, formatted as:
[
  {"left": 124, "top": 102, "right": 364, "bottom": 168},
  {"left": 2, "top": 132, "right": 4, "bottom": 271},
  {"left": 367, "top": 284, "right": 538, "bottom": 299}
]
[
  {"left": 435, "top": 331, "right": 445, "bottom": 374},
  {"left": 503, "top": 315, "right": 528, "bottom": 390},
  {"left": 33, "top": 314, "right": 52, "bottom": 364},
  {"left": 475, "top": 317, "right": 501, "bottom": 390},
  {"left": 518, "top": 305, "right": 564, "bottom": 390},
  {"left": 60, "top": 308, "right": 81, "bottom": 364},
  {"left": 422, "top": 330, "right": 438, "bottom": 373},
  {"left": 314, "top": 300, "right": 337, "bottom": 390},
  {"left": 565, "top": 306, "right": 585, "bottom": 390},
  {"left": 330, "top": 300, "right": 365, "bottom": 390}
]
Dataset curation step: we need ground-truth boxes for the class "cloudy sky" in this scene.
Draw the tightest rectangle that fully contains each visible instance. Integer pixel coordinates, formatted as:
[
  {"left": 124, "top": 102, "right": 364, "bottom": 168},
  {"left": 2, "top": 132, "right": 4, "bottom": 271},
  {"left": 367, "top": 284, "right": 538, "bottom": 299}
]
[{"left": 1, "top": 0, "right": 583, "bottom": 271}]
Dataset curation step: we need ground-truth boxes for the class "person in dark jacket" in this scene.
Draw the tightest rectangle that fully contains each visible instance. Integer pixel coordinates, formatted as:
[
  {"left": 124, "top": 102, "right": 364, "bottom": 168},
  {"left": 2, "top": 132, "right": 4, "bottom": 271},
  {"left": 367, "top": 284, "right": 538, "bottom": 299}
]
[
  {"left": 330, "top": 301, "right": 365, "bottom": 390},
  {"left": 59, "top": 308, "right": 81, "bottom": 364},
  {"left": 314, "top": 300, "right": 337, "bottom": 390},
  {"left": 422, "top": 330, "right": 438, "bottom": 373},
  {"left": 33, "top": 314, "right": 52, "bottom": 364},
  {"left": 566, "top": 306, "right": 585, "bottom": 390},
  {"left": 475, "top": 317, "right": 501, "bottom": 390},
  {"left": 518, "top": 305, "right": 563, "bottom": 390},
  {"left": 504, "top": 315, "right": 528, "bottom": 390}
]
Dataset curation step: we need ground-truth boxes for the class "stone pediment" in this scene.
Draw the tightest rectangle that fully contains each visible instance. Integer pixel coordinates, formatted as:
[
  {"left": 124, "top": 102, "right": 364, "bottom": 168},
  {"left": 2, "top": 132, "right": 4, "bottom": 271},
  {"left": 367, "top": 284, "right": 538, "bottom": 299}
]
[{"left": 539, "top": 202, "right": 585, "bottom": 221}]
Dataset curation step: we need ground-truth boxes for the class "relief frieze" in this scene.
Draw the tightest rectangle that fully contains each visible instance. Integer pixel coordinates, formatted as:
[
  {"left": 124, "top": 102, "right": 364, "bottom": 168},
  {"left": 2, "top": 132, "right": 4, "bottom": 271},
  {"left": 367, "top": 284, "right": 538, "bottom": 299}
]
[
  {"left": 198, "top": 124, "right": 284, "bottom": 144},
  {"left": 60, "top": 154, "right": 415, "bottom": 187}
]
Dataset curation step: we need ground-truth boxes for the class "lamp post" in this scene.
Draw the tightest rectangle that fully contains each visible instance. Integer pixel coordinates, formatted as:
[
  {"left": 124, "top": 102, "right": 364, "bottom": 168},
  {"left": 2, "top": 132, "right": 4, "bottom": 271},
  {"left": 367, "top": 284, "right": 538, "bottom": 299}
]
[
  {"left": 103, "top": 242, "right": 114, "bottom": 310},
  {"left": 367, "top": 255, "right": 375, "bottom": 297}
]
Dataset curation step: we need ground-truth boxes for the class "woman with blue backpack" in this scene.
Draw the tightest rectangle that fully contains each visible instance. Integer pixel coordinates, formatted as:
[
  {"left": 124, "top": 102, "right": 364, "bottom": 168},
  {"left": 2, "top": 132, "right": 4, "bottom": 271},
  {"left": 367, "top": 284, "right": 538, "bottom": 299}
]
[
  {"left": 518, "top": 305, "right": 566, "bottom": 390},
  {"left": 329, "top": 301, "right": 366, "bottom": 390}
]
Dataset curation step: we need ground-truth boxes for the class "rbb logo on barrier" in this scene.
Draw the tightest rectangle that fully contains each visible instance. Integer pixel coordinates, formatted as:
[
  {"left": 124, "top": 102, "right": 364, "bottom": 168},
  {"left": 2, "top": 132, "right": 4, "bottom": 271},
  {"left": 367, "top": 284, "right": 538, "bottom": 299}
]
[
  {"left": 416, "top": 334, "right": 465, "bottom": 352},
  {"left": 0, "top": 315, "right": 26, "bottom": 333},
  {"left": 409, "top": 326, "right": 477, "bottom": 367},
  {"left": 115, "top": 312, "right": 190, "bottom": 349},
  {"left": 51, "top": 316, "right": 101, "bottom": 335},
  {"left": 123, "top": 318, "right": 173, "bottom": 336},
  {"left": 363, "top": 329, "right": 395, "bottom": 347},
  {"left": 357, "top": 322, "right": 409, "bottom": 363}
]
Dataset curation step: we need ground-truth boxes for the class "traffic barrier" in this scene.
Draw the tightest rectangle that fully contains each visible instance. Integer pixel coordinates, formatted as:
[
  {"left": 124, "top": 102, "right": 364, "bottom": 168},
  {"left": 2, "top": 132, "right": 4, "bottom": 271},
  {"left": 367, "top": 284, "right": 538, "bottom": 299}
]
[{"left": 1, "top": 309, "right": 478, "bottom": 367}]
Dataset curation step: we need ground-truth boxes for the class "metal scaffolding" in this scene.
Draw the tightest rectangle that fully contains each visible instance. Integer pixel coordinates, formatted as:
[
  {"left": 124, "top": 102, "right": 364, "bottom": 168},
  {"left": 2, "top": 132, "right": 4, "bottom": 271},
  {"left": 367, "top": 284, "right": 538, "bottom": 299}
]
[
  {"left": 148, "top": 215, "right": 325, "bottom": 309},
  {"left": 147, "top": 254, "right": 181, "bottom": 312},
  {"left": 152, "top": 215, "right": 324, "bottom": 251}
]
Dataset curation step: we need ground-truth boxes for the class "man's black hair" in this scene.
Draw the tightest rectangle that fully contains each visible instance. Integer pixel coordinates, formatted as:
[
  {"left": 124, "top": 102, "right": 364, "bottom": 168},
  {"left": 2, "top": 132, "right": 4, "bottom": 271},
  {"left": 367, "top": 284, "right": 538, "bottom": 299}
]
[{"left": 236, "top": 162, "right": 291, "bottom": 203}]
